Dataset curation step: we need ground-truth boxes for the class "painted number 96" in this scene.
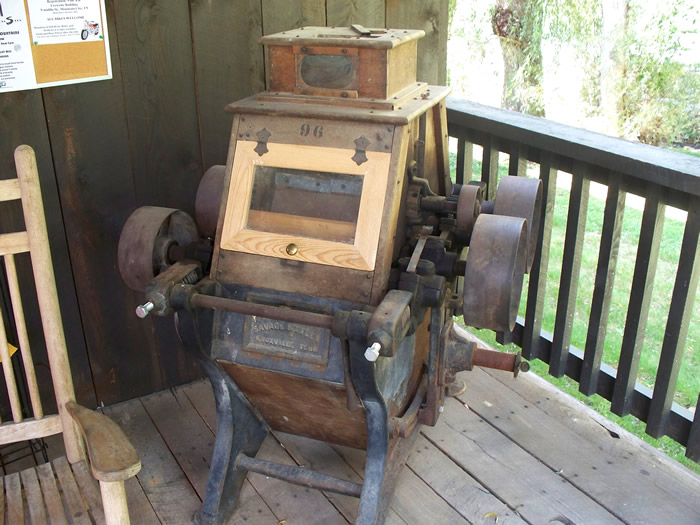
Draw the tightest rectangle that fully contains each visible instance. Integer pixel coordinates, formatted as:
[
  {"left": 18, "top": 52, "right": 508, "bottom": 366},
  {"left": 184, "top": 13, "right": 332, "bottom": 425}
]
[{"left": 300, "top": 123, "right": 323, "bottom": 138}]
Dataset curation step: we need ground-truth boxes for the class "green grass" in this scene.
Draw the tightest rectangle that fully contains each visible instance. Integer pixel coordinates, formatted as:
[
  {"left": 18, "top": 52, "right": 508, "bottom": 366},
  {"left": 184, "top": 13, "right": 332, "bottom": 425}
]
[
  {"left": 669, "top": 147, "right": 700, "bottom": 158},
  {"left": 449, "top": 150, "right": 699, "bottom": 472}
]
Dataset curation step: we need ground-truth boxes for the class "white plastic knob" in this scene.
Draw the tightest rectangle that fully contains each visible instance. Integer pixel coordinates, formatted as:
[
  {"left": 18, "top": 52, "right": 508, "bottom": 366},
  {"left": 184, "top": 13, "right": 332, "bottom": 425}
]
[
  {"left": 364, "top": 342, "right": 382, "bottom": 362},
  {"left": 135, "top": 301, "right": 155, "bottom": 318}
]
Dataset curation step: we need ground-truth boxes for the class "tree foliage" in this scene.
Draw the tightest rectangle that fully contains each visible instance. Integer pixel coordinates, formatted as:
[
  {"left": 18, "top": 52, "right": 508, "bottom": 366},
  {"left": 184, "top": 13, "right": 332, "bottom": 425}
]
[
  {"left": 477, "top": 0, "right": 700, "bottom": 146},
  {"left": 489, "top": 0, "right": 601, "bottom": 116},
  {"left": 618, "top": 2, "right": 700, "bottom": 145}
]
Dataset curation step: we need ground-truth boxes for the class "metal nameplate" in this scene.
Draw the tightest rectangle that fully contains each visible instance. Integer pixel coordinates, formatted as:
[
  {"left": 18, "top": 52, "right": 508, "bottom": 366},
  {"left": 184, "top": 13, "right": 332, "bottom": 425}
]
[{"left": 242, "top": 316, "right": 330, "bottom": 366}]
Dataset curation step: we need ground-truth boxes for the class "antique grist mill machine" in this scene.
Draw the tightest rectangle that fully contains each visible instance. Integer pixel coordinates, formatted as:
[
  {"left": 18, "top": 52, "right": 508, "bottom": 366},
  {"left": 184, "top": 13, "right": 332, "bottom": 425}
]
[{"left": 117, "top": 26, "right": 541, "bottom": 525}]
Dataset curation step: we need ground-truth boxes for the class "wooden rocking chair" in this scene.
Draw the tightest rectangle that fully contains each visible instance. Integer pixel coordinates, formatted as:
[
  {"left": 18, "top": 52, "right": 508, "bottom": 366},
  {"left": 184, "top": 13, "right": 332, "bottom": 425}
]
[{"left": 0, "top": 146, "right": 140, "bottom": 524}]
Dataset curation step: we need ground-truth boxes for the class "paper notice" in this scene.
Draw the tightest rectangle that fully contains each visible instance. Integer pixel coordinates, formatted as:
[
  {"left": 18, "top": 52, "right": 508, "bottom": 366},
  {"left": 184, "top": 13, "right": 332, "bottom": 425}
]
[
  {"left": 0, "top": 0, "right": 37, "bottom": 91},
  {"left": 27, "top": 0, "right": 104, "bottom": 45}
]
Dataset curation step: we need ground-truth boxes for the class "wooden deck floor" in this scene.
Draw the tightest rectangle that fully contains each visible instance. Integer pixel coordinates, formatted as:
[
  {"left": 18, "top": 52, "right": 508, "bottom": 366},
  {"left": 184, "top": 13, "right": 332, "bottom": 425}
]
[
  {"left": 94, "top": 364, "right": 699, "bottom": 525},
  {"left": 14, "top": 366, "right": 700, "bottom": 524}
]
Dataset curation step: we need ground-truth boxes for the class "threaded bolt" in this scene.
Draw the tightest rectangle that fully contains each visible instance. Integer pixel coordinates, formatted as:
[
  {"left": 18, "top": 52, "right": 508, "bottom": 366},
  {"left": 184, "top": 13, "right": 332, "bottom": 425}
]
[
  {"left": 364, "top": 342, "right": 382, "bottom": 362},
  {"left": 136, "top": 301, "right": 154, "bottom": 318}
]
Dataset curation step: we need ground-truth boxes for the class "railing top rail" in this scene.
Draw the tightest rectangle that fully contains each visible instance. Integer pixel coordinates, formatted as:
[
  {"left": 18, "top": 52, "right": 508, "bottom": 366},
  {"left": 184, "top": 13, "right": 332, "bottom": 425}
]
[{"left": 446, "top": 97, "right": 700, "bottom": 199}]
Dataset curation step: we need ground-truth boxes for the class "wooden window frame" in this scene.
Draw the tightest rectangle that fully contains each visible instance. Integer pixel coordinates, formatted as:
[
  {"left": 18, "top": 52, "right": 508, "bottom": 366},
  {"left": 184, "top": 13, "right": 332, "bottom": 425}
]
[{"left": 220, "top": 141, "right": 391, "bottom": 271}]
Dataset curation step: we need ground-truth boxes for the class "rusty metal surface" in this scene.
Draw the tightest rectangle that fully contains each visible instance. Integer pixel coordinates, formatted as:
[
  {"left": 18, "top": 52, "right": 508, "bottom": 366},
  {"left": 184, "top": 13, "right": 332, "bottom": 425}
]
[
  {"left": 389, "top": 376, "right": 427, "bottom": 438},
  {"left": 406, "top": 225, "right": 433, "bottom": 274},
  {"left": 493, "top": 175, "right": 543, "bottom": 272},
  {"left": 235, "top": 453, "right": 363, "bottom": 497},
  {"left": 472, "top": 347, "right": 518, "bottom": 373},
  {"left": 463, "top": 214, "right": 527, "bottom": 331},
  {"left": 195, "top": 165, "right": 226, "bottom": 237},
  {"left": 440, "top": 319, "right": 476, "bottom": 381},
  {"left": 118, "top": 206, "right": 198, "bottom": 292},
  {"left": 456, "top": 184, "right": 482, "bottom": 233},
  {"left": 191, "top": 294, "right": 334, "bottom": 329},
  {"left": 210, "top": 284, "right": 363, "bottom": 383}
]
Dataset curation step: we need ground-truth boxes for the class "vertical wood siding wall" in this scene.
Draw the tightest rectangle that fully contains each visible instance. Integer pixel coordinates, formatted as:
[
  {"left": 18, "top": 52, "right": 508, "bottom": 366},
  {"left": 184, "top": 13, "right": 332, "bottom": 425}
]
[{"left": 0, "top": 0, "right": 448, "bottom": 407}]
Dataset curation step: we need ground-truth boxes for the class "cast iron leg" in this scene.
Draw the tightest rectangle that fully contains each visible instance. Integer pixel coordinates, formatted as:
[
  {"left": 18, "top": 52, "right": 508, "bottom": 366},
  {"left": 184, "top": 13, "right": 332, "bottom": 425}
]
[
  {"left": 357, "top": 398, "right": 389, "bottom": 524},
  {"left": 176, "top": 309, "right": 268, "bottom": 525},
  {"left": 350, "top": 341, "right": 413, "bottom": 525}
]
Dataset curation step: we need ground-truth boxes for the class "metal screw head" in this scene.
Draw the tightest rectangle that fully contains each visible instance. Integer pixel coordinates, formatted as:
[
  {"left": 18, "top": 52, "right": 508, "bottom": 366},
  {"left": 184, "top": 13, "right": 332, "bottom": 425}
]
[
  {"left": 135, "top": 301, "right": 154, "bottom": 318},
  {"left": 286, "top": 243, "right": 298, "bottom": 255},
  {"left": 520, "top": 361, "right": 530, "bottom": 373},
  {"left": 364, "top": 342, "right": 382, "bottom": 362}
]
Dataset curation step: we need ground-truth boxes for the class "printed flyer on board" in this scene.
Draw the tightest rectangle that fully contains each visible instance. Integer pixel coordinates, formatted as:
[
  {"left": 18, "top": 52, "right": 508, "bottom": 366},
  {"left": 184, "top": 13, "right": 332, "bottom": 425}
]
[
  {"left": 0, "top": 0, "right": 111, "bottom": 93},
  {"left": 0, "top": 0, "right": 35, "bottom": 90}
]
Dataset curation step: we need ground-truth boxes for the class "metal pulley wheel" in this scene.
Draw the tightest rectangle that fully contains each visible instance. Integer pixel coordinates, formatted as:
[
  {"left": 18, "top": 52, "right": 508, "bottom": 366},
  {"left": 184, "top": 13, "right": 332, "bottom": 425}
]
[
  {"left": 493, "top": 176, "right": 542, "bottom": 272},
  {"left": 118, "top": 206, "right": 198, "bottom": 292},
  {"left": 455, "top": 184, "right": 482, "bottom": 234},
  {"left": 195, "top": 165, "right": 226, "bottom": 237},
  {"left": 462, "top": 214, "right": 527, "bottom": 332}
]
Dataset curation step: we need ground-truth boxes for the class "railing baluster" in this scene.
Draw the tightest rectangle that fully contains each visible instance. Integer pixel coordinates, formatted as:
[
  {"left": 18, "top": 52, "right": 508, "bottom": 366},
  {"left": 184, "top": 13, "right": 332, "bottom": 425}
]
[
  {"left": 646, "top": 203, "right": 700, "bottom": 437},
  {"left": 455, "top": 137, "right": 474, "bottom": 185},
  {"left": 549, "top": 164, "right": 590, "bottom": 377},
  {"left": 481, "top": 136, "right": 499, "bottom": 200},
  {"left": 509, "top": 144, "right": 527, "bottom": 176},
  {"left": 611, "top": 191, "right": 665, "bottom": 416},
  {"left": 580, "top": 175, "right": 625, "bottom": 395},
  {"left": 456, "top": 138, "right": 465, "bottom": 185},
  {"left": 522, "top": 154, "right": 558, "bottom": 360},
  {"left": 446, "top": 98, "right": 700, "bottom": 454},
  {"left": 687, "top": 394, "right": 700, "bottom": 461}
]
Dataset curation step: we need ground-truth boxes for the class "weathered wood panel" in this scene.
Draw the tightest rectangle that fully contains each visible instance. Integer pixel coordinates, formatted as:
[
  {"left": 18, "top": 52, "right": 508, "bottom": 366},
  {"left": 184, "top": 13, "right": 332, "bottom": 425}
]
[
  {"left": 41, "top": 0, "right": 163, "bottom": 405},
  {"left": 386, "top": 0, "right": 448, "bottom": 84},
  {"left": 326, "top": 0, "right": 385, "bottom": 27},
  {"left": 190, "top": 0, "right": 265, "bottom": 170},
  {"left": 112, "top": 0, "right": 205, "bottom": 390},
  {"left": 113, "top": 0, "right": 203, "bottom": 212},
  {"left": 0, "top": 91, "right": 95, "bottom": 411},
  {"left": 261, "top": 0, "right": 326, "bottom": 36}
]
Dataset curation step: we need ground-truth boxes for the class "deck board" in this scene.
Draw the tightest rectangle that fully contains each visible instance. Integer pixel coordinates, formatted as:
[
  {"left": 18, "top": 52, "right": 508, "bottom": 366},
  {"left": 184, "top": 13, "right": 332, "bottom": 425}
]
[
  {"left": 178, "top": 380, "right": 348, "bottom": 524},
  {"left": 423, "top": 396, "right": 622, "bottom": 524},
  {"left": 138, "top": 388, "right": 279, "bottom": 525},
  {"left": 114, "top": 374, "right": 700, "bottom": 524},
  {"left": 407, "top": 434, "right": 526, "bottom": 524},
  {"left": 5, "top": 368, "right": 699, "bottom": 524},
  {"left": 480, "top": 365, "right": 700, "bottom": 507},
  {"left": 457, "top": 367, "right": 700, "bottom": 524},
  {"left": 104, "top": 398, "right": 202, "bottom": 524}
]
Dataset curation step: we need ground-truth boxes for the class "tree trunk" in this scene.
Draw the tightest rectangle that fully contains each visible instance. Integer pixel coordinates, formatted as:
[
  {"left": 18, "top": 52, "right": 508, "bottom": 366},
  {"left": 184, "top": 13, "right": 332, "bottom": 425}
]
[
  {"left": 600, "top": 0, "right": 628, "bottom": 134},
  {"left": 491, "top": 0, "right": 545, "bottom": 116}
]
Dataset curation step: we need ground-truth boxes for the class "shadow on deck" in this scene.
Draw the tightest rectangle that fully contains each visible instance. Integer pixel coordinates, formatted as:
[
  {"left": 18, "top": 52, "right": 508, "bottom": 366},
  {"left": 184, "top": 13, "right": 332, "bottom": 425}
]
[{"left": 87, "top": 364, "right": 700, "bottom": 525}]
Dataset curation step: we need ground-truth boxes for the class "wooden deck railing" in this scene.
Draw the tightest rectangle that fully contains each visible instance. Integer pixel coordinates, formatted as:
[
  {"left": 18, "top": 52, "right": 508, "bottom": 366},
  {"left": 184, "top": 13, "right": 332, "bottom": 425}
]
[{"left": 446, "top": 97, "right": 700, "bottom": 462}]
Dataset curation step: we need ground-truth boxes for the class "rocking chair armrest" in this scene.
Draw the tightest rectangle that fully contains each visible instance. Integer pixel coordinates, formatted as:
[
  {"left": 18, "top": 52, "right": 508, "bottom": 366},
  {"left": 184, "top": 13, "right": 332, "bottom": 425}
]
[{"left": 65, "top": 401, "right": 142, "bottom": 482}]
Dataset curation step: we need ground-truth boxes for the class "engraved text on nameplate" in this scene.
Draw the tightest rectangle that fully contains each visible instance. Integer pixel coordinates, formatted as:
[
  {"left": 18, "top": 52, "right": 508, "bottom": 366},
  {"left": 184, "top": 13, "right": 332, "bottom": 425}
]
[{"left": 243, "top": 317, "right": 330, "bottom": 366}]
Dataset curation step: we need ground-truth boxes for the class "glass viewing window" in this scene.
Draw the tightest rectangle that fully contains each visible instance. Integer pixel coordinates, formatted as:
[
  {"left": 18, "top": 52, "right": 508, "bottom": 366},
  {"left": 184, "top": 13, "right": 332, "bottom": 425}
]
[
  {"left": 247, "top": 167, "right": 363, "bottom": 244},
  {"left": 220, "top": 141, "right": 391, "bottom": 271}
]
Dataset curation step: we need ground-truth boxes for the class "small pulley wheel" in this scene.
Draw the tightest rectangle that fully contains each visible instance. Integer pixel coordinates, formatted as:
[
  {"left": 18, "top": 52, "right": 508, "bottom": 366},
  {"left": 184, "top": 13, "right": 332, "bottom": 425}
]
[
  {"left": 462, "top": 214, "right": 527, "bottom": 332},
  {"left": 118, "top": 206, "right": 198, "bottom": 292},
  {"left": 493, "top": 176, "right": 542, "bottom": 272},
  {"left": 195, "top": 165, "right": 226, "bottom": 237},
  {"left": 456, "top": 184, "right": 482, "bottom": 234}
]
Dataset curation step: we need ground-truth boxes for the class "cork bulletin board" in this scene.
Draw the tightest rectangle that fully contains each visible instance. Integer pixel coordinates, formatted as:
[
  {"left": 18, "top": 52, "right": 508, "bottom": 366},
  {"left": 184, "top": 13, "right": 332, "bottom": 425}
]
[{"left": 0, "top": 0, "right": 111, "bottom": 92}]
